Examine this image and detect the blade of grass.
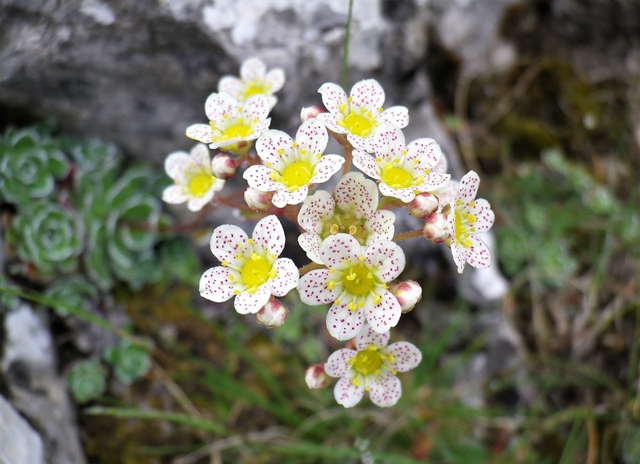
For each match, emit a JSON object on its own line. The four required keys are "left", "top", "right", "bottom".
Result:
{"left": 341, "top": 0, "right": 354, "bottom": 88}
{"left": 558, "top": 417, "right": 586, "bottom": 464}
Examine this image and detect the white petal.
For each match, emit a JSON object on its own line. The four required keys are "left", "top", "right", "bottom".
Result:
{"left": 386, "top": 342, "right": 422, "bottom": 372}
{"left": 319, "top": 234, "right": 361, "bottom": 270}
{"left": 272, "top": 185, "right": 308, "bottom": 208}
{"left": 189, "top": 143, "right": 211, "bottom": 168}
{"left": 164, "top": 151, "right": 193, "bottom": 182}
{"left": 327, "top": 301, "right": 365, "bottom": 341}
{"left": 346, "top": 133, "right": 370, "bottom": 152}
{"left": 242, "top": 94, "right": 270, "bottom": 122}
{"left": 434, "top": 181, "right": 459, "bottom": 209}
{"left": 265, "top": 68, "right": 285, "bottom": 92}
{"left": 269, "top": 258, "right": 299, "bottom": 297}
{"left": 405, "top": 138, "right": 440, "bottom": 169}
{"left": 449, "top": 235, "right": 467, "bottom": 274}
{"left": 334, "top": 171, "right": 378, "bottom": 217}
{"left": 199, "top": 267, "right": 236, "bottom": 302}
{"left": 298, "top": 269, "right": 341, "bottom": 305}
{"left": 378, "top": 106, "right": 409, "bottom": 128}
{"left": 296, "top": 119, "right": 328, "bottom": 158}
{"left": 186, "top": 124, "right": 214, "bottom": 144}
{"left": 467, "top": 198, "right": 494, "bottom": 232}
{"left": 355, "top": 324, "right": 390, "bottom": 350}
{"left": 234, "top": 285, "right": 271, "bottom": 314}
{"left": 378, "top": 182, "right": 416, "bottom": 203}
{"left": 365, "top": 210, "right": 395, "bottom": 243}
{"left": 464, "top": 235, "right": 492, "bottom": 270}
{"left": 298, "top": 233, "right": 323, "bottom": 264}
{"left": 364, "top": 290, "right": 401, "bottom": 334}
{"left": 298, "top": 190, "right": 335, "bottom": 234}
{"left": 318, "top": 82, "right": 348, "bottom": 116}
{"left": 368, "top": 371, "right": 402, "bottom": 407}
{"left": 310, "top": 155, "right": 344, "bottom": 184}
{"left": 210, "top": 224, "right": 250, "bottom": 267}
{"left": 433, "top": 150, "right": 448, "bottom": 172}
{"left": 205, "top": 92, "right": 237, "bottom": 126}
{"left": 243, "top": 165, "right": 280, "bottom": 192}
{"left": 418, "top": 172, "right": 450, "bottom": 192}
{"left": 240, "top": 57, "right": 266, "bottom": 82}
{"left": 252, "top": 215, "right": 285, "bottom": 258}
{"left": 364, "top": 240, "right": 405, "bottom": 282}
{"left": 371, "top": 125, "right": 406, "bottom": 159}
{"left": 162, "top": 184, "right": 188, "bottom": 205}
{"left": 187, "top": 193, "right": 213, "bottom": 212}
{"left": 316, "top": 113, "right": 347, "bottom": 134}
{"left": 458, "top": 170, "right": 480, "bottom": 203}
{"left": 218, "top": 76, "right": 243, "bottom": 98}
{"left": 334, "top": 375, "right": 364, "bottom": 408}
{"left": 325, "top": 349, "right": 356, "bottom": 377}
{"left": 256, "top": 129, "right": 296, "bottom": 169}
{"left": 352, "top": 151, "right": 380, "bottom": 179}
{"left": 349, "top": 79, "right": 385, "bottom": 114}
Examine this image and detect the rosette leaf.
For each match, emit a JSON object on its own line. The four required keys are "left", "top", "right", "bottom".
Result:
{"left": 44, "top": 275, "right": 99, "bottom": 317}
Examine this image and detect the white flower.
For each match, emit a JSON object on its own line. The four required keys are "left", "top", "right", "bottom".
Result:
{"left": 218, "top": 57, "right": 285, "bottom": 109}
{"left": 243, "top": 119, "right": 344, "bottom": 208}
{"left": 317, "top": 79, "right": 408, "bottom": 151}
{"left": 186, "top": 92, "right": 271, "bottom": 154}
{"left": 447, "top": 171, "right": 495, "bottom": 273}
{"left": 353, "top": 125, "right": 450, "bottom": 203}
{"left": 162, "top": 143, "right": 225, "bottom": 211}
{"left": 297, "top": 172, "right": 395, "bottom": 264}
{"left": 324, "top": 324, "right": 422, "bottom": 408}
{"left": 298, "top": 234, "right": 405, "bottom": 341}
{"left": 200, "top": 215, "right": 299, "bottom": 314}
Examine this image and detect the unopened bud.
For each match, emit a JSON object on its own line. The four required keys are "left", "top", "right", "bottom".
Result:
{"left": 408, "top": 192, "right": 439, "bottom": 219}
{"left": 423, "top": 212, "right": 450, "bottom": 244}
{"left": 305, "top": 363, "right": 331, "bottom": 389}
{"left": 256, "top": 299, "right": 288, "bottom": 328}
{"left": 211, "top": 153, "right": 236, "bottom": 180}
{"left": 300, "top": 105, "right": 324, "bottom": 122}
{"left": 390, "top": 280, "right": 422, "bottom": 313}
{"left": 244, "top": 187, "right": 273, "bottom": 211}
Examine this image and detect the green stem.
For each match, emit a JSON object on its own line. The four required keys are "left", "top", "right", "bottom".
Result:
{"left": 341, "top": 0, "right": 355, "bottom": 89}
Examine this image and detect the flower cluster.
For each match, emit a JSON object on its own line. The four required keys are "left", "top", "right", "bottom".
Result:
{"left": 162, "top": 57, "right": 496, "bottom": 408}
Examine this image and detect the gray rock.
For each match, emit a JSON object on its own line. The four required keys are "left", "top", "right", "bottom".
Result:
{"left": 0, "top": 395, "right": 45, "bottom": 464}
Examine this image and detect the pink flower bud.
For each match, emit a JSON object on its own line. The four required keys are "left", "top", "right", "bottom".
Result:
{"left": 256, "top": 299, "right": 288, "bottom": 328}
{"left": 423, "top": 212, "right": 450, "bottom": 244}
{"left": 407, "top": 192, "right": 439, "bottom": 219}
{"left": 390, "top": 280, "right": 422, "bottom": 313}
{"left": 300, "top": 105, "right": 324, "bottom": 122}
{"left": 244, "top": 187, "right": 273, "bottom": 210}
{"left": 210, "top": 153, "right": 236, "bottom": 180}
{"left": 305, "top": 363, "right": 331, "bottom": 389}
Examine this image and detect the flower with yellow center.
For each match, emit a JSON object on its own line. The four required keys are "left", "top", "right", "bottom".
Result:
{"left": 298, "top": 172, "right": 395, "bottom": 264}
{"left": 243, "top": 119, "right": 344, "bottom": 208}
{"left": 162, "top": 143, "right": 225, "bottom": 212}
{"left": 200, "top": 215, "right": 299, "bottom": 314}
{"left": 323, "top": 324, "right": 422, "bottom": 408}
{"left": 446, "top": 171, "right": 495, "bottom": 273}
{"left": 353, "top": 126, "right": 451, "bottom": 203}
{"left": 298, "top": 234, "right": 405, "bottom": 341}
{"left": 317, "top": 79, "right": 409, "bottom": 151}
{"left": 186, "top": 92, "right": 271, "bottom": 155}
{"left": 218, "top": 57, "right": 285, "bottom": 110}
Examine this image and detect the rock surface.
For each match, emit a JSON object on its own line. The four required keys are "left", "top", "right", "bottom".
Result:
{"left": 0, "top": 394, "right": 45, "bottom": 464}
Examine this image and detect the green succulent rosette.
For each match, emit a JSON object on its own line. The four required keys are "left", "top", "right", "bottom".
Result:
{"left": 0, "top": 127, "right": 69, "bottom": 205}
{"left": 44, "top": 275, "right": 99, "bottom": 317}
{"left": 9, "top": 202, "right": 83, "bottom": 276}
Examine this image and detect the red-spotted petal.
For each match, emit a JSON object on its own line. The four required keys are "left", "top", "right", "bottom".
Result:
{"left": 186, "top": 124, "right": 214, "bottom": 144}
{"left": 325, "top": 348, "right": 356, "bottom": 377}
{"left": 269, "top": 258, "right": 299, "bottom": 297}
{"left": 234, "top": 285, "right": 271, "bottom": 314}
{"left": 265, "top": 68, "right": 285, "bottom": 92}
{"left": 242, "top": 94, "right": 270, "bottom": 122}
{"left": 467, "top": 198, "right": 494, "bottom": 232}
{"left": 405, "top": 138, "right": 440, "bottom": 169}
{"left": 298, "top": 190, "right": 335, "bottom": 234}
{"left": 346, "top": 133, "right": 370, "bottom": 152}
{"left": 240, "top": 57, "right": 266, "bottom": 81}
{"left": 368, "top": 371, "right": 402, "bottom": 407}
{"left": 164, "top": 151, "right": 193, "bottom": 182}
{"left": 355, "top": 324, "right": 390, "bottom": 350}
{"left": 370, "top": 124, "right": 405, "bottom": 160}
{"left": 162, "top": 185, "right": 188, "bottom": 205}
{"left": 310, "top": 155, "right": 344, "bottom": 184}
{"left": 205, "top": 92, "right": 237, "bottom": 125}
{"left": 298, "top": 233, "right": 323, "bottom": 264}
{"left": 364, "top": 290, "right": 401, "bottom": 334}
{"left": 334, "top": 172, "right": 378, "bottom": 217}
{"left": 386, "top": 342, "right": 422, "bottom": 372}
{"left": 218, "top": 76, "right": 243, "bottom": 97}
{"left": 379, "top": 106, "right": 409, "bottom": 128}
{"left": 189, "top": 143, "right": 211, "bottom": 167}
{"left": 319, "top": 234, "right": 361, "bottom": 269}
{"left": 316, "top": 113, "right": 346, "bottom": 134}
{"left": 298, "top": 269, "right": 340, "bottom": 305}
{"left": 243, "top": 165, "right": 280, "bottom": 192}
{"left": 464, "top": 234, "right": 492, "bottom": 270}
{"left": 210, "top": 224, "right": 250, "bottom": 267}
{"left": 366, "top": 210, "right": 395, "bottom": 242}
{"left": 459, "top": 170, "right": 480, "bottom": 203}
{"left": 296, "top": 118, "right": 328, "bottom": 157}
{"left": 251, "top": 215, "right": 285, "bottom": 258}
{"left": 318, "top": 82, "right": 348, "bottom": 115}
{"left": 327, "top": 300, "right": 365, "bottom": 341}
{"left": 378, "top": 182, "right": 416, "bottom": 203}
{"left": 334, "top": 375, "right": 365, "bottom": 408}
{"left": 349, "top": 79, "right": 385, "bottom": 114}
{"left": 364, "top": 240, "right": 405, "bottom": 282}
{"left": 256, "top": 130, "right": 296, "bottom": 168}
{"left": 418, "top": 172, "right": 451, "bottom": 192}
{"left": 199, "top": 266, "right": 236, "bottom": 302}
{"left": 272, "top": 184, "right": 308, "bottom": 207}
{"left": 352, "top": 151, "right": 380, "bottom": 179}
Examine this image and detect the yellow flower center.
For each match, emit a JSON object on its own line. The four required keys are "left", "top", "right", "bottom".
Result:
{"left": 454, "top": 203, "right": 476, "bottom": 248}
{"left": 380, "top": 164, "right": 413, "bottom": 189}
{"left": 351, "top": 346, "right": 385, "bottom": 376}
{"left": 339, "top": 113, "right": 375, "bottom": 137}
{"left": 187, "top": 173, "right": 215, "bottom": 197}
{"left": 240, "top": 254, "right": 272, "bottom": 288}
{"left": 219, "top": 123, "right": 252, "bottom": 141}
{"left": 342, "top": 263, "right": 375, "bottom": 296}
{"left": 280, "top": 161, "right": 313, "bottom": 191}
{"left": 242, "top": 80, "right": 270, "bottom": 99}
